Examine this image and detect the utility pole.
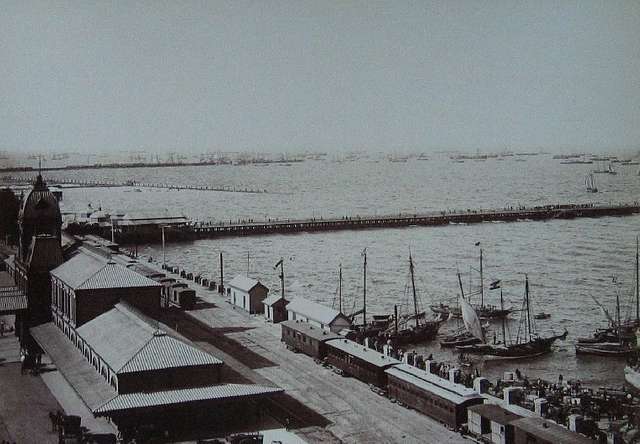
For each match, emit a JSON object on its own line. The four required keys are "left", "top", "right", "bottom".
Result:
{"left": 219, "top": 252, "right": 224, "bottom": 294}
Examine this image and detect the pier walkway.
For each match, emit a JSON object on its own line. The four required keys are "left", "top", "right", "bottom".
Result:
{"left": 1, "top": 175, "right": 269, "bottom": 194}
{"left": 191, "top": 202, "right": 640, "bottom": 239}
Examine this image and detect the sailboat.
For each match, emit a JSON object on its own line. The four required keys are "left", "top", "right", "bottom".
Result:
{"left": 579, "top": 240, "right": 640, "bottom": 347}
{"left": 430, "top": 247, "right": 512, "bottom": 320}
{"left": 383, "top": 253, "right": 442, "bottom": 345}
{"left": 576, "top": 290, "right": 634, "bottom": 356}
{"left": 347, "top": 251, "right": 397, "bottom": 341}
{"left": 607, "top": 162, "right": 618, "bottom": 175}
{"left": 456, "top": 274, "right": 568, "bottom": 360}
{"left": 440, "top": 270, "right": 485, "bottom": 347}
{"left": 585, "top": 173, "right": 598, "bottom": 193}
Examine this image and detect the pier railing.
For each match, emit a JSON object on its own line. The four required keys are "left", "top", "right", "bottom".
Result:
{"left": 188, "top": 202, "right": 640, "bottom": 239}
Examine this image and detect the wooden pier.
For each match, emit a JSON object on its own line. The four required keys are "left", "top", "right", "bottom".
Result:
{"left": 1, "top": 176, "right": 269, "bottom": 194}
{"left": 190, "top": 202, "right": 640, "bottom": 240}
{"left": 65, "top": 202, "right": 640, "bottom": 244}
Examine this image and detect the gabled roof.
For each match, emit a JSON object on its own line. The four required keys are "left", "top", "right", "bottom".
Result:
{"left": 286, "top": 298, "right": 347, "bottom": 326}
{"left": 94, "top": 384, "right": 283, "bottom": 414}
{"left": 228, "top": 275, "right": 267, "bottom": 293}
{"left": 263, "top": 294, "right": 287, "bottom": 306}
{"left": 77, "top": 303, "right": 222, "bottom": 374}
{"left": 51, "top": 249, "right": 160, "bottom": 290}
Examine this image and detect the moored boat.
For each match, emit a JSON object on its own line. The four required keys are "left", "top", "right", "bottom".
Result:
{"left": 456, "top": 274, "right": 568, "bottom": 360}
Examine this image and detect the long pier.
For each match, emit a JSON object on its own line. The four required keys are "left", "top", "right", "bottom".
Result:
{"left": 1, "top": 176, "right": 269, "bottom": 194}
{"left": 190, "top": 202, "right": 640, "bottom": 239}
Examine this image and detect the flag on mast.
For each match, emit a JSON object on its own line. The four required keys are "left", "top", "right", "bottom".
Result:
{"left": 274, "top": 258, "right": 283, "bottom": 269}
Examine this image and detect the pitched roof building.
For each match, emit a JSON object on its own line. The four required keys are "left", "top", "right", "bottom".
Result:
{"left": 286, "top": 297, "right": 351, "bottom": 332}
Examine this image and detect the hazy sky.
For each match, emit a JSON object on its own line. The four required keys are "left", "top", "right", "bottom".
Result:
{"left": 2, "top": 1, "right": 639, "bottom": 154}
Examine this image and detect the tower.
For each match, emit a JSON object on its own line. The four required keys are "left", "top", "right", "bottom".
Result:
{"left": 17, "top": 174, "right": 62, "bottom": 262}
{"left": 13, "top": 174, "right": 63, "bottom": 347}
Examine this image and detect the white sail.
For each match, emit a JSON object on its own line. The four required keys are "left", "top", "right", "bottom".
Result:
{"left": 460, "top": 296, "right": 485, "bottom": 342}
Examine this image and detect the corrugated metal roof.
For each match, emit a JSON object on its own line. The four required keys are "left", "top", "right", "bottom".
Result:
{"left": 386, "top": 363, "right": 481, "bottom": 404}
{"left": 0, "top": 294, "right": 27, "bottom": 311}
{"left": 78, "top": 262, "right": 160, "bottom": 290}
{"left": 326, "top": 338, "right": 401, "bottom": 369}
{"left": 286, "top": 298, "right": 344, "bottom": 325}
{"left": 30, "top": 322, "right": 118, "bottom": 410}
{"left": 94, "top": 384, "right": 283, "bottom": 414}
{"left": 51, "top": 249, "right": 160, "bottom": 290}
{"left": 228, "top": 275, "right": 265, "bottom": 292}
{"left": 77, "top": 303, "right": 222, "bottom": 374}
{"left": 119, "top": 331, "right": 222, "bottom": 374}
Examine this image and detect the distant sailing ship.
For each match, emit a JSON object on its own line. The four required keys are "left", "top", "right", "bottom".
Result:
{"left": 585, "top": 173, "right": 598, "bottom": 193}
{"left": 456, "top": 274, "right": 568, "bottom": 360}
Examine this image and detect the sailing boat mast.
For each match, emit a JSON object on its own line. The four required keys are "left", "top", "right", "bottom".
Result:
{"left": 616, "top": 287, "right": 622, "bottom": 345}
{"left": 362, "top": 249, "right": 367, "bottom": 328}
{"left": 636, "top": 236, "right": 640, "bottom": 326}
{"left": 480, "top": 248, "right": 484, "bottom": 308}
{"left": 457, "top": 270, "right": 465, "bottom": 300}
{"left": 339, "top": 263, "right": 343, "bottom": 313}
{"left": 501, "top": 288, "right": 507, "bottom": 345}
{"left": 409, "top": 253, "right": 419, "bottom": 329}
{"left": 525, "top": 274, "right": 532, "bottom": 341}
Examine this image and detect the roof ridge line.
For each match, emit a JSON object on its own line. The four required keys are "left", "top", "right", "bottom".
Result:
{"left": 76, "top": 261, "right": 108, "bottom": 290}
{"left": 116, "top": 334, "right": 155, "bottom": 373}
{"left": 92, "top": 392, "right": 119, "bottom": 414}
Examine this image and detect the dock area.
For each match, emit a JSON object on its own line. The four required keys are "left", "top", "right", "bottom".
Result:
{"left": 190, "top": 202, "right": 640, "bottom": 239}
{"left": 0, "top": 175, "right": 270, "bottom": 194}
{"left": 153, "top": 266, "right": 468, "bottom": 443}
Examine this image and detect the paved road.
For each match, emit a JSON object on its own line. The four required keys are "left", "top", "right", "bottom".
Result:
{"left": 0, "top": 335, "right": 61, "bottom": 444}
{"left": 160, "top": 268, "right": 468, "bottom": 444}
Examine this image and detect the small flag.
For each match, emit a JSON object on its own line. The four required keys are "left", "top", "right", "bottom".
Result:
{"left": 274, "top": 258, "right": 283, "bottom": 269}
{"left": 489, "top": 280, "right": 501, "bottom": 290}
{"left": 474, "top": 241, "right": 481, "bottom": 246}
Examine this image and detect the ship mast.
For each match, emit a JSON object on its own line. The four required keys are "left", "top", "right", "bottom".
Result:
{"left": 362, "top": 248, "right": 367, "bottom": 328}
{"left": 636, "top": 236, "right": 640, "bottom": 326}
{"left": 339, "top": 263, "right": 343, "bottom": 313}
{"left": 480, "top": 248, "right": 484, "bottom": 308}
{"left": 525, "top": 274, "right": 532, "bottom": 341}
{"left": 409, "top": 253, "right": 419, "bottom": 329}
{"left": 501, "top": 288, "right": 507, "bottom": 345}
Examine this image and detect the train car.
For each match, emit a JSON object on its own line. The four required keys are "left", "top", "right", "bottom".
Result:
{"left": 168, "top": 282, "right": 188, "bottom": 307}
{"left": 385, "top": 363, "right": 484, "bottom": 429}
{"left": 158, "top": 277, "right": 177, "bottom": 308}
{"left": 280, "top": 320, "right": 340, "bottom": 359}
{"left": 175, "top": 287, "right": 196, "bottom": 310}
{"left": 324, "top": 338, "right": 401, "bottom": 387}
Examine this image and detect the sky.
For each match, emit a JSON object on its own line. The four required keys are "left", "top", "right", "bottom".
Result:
{"left": 1, "top": 0, "right": 639, "bottom": 154}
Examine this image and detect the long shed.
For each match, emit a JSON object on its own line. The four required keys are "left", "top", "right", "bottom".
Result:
{"left": 324, "top": 338, "right": 400, "bottom": 387}
{"left": 386, "top": 363, "right": 484, "bottom": 430}
{"left": 280, "top": 320, "right": 340, "bottom": 358}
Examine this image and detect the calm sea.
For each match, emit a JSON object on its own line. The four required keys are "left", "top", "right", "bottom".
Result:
{"left": 10, "top": 155, "right": 640, "bottom": 386}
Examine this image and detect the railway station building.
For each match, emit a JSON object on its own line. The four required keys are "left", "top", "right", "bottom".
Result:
{"left": 4, "top": 174, "right": 285, "bottom": 439}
